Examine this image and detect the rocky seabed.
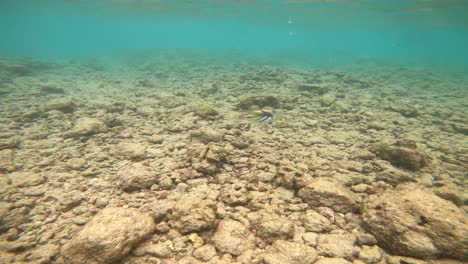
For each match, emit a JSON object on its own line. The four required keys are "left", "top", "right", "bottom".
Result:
{"left": 0, "top": 58, "right": 466, "bottom": 264}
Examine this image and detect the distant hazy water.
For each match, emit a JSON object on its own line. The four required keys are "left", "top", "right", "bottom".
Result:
{"left": 1, "top": 0, "right": 468, "bottom": 72}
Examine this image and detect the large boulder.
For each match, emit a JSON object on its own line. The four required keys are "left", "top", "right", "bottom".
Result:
{"left": 263, "top": 240, "right": 317, "bottom": 264}
{"left": 371, "top": 139, "right": 431, "bottom": 171}
{"left": 60, "top": 208, "right": 155, "bottom": 264}
{"left": 171, "top": 194, "right": 216, "bottom": 234}
{"left": 298, "top": 177, "right": 360, "bottom": 213}
{"left": 362, "top": 184, "right": 467, "bottom": 260}
{"left": 212, "top": 219, "right": 256, "bottom": 256}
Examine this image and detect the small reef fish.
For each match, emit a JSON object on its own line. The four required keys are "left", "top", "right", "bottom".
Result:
{"left": 255, "top": 109, "right": 276, "bottom": 123}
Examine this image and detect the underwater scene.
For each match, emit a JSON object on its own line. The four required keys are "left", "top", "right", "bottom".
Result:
{"left": 0, "top": 0, "right": 467, "bottom": 263}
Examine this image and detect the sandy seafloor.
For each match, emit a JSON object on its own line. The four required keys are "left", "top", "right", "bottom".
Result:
{"left": 0, "top": 53, "right": 467, "bottom": 264}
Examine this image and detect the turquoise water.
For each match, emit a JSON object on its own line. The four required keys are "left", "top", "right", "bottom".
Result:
{"left": 1, "top": 0, "right": 468, "bottom": 71}
{"left": 1, "top": 1, "right": 468, "bottom": 263}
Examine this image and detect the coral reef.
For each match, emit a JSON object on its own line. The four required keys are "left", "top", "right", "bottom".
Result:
{"left": 0, "top": 56, "right": 466, "bottom": 264}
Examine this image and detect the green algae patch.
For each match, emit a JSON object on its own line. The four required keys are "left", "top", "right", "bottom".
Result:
{"left": 194, "top": 101, "right": 219, "bottom": 118}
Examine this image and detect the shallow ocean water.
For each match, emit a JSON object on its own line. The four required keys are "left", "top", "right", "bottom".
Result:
{"left": 2, "top": 0, "right": 468, "bottom": 69}
{"left": 0, "top": 1, "right": 467, "bottom": 264}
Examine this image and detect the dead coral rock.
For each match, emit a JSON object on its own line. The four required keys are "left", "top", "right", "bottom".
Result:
{"left": 39, "top": 85, "right": 65, "bottom": 94}
{"left": 367, "top": 121, "right": 387, "bottom": 131}
{"left": 433, "top": 184, "right": 465, "bottom": 206}
{"left": 212, "top": 219, "right": 256, "bottom": 256}
{"left": 371, "top": 139, "right": 431, "bottom": 171}
{"left": 187, "top": 143, "right": 209, "bottom": 162}
{"left": 43, "top": 98, "right": 75, "bottom": 113}
{"left": 219, "top": 181, "right": 251, "bottom": 206}
{"left": 190, "top": 128, "right": 223, "bottom": 144}
{"left": 358, "top": 245, "right": 382, "bottom": 264}
{"left": 118, "top": 162, "right": 157, "bottom": 192}
{"left": 113, "top": 142, "right": 147, "bottom": 160}
{"left": 145, "top": 242, "right": 173, "bottom": 258}
{"left": 204, "top": 144, "right": 227, "bottom": 164}
{"left": 188, "top": 142, "right": 227, "bottom": 174}
{"left": 193, "top": 101, "right": 219, "bottom": 118}
{"left": 8, "top": 171, "right": 46, "bottom": 188}
{"left": 59, "top": 190, "right": 84, "bottom": 212}
{"left": 276, "top": 163, "right": 313, "bottom": 190}
{"left": 140, "top": 199, "right": 174, "bottom": 222}
{"left": 386, "top": 102, "right": 419, "bottom": 117}
{"left": 314, "top": 258, "right": 351, "bottom": 264}
{"left": 319, "top": 93, "right": 337, "bottom": 107}
{"left": 0, "top": 136, "right": 20, "bottom": 150}
{"left": 316, "top": 233, "right": 356, "bottom": 260}
{"left": 264, "top": 240, "right": 318, "bottom": 264}
{"left": 193, "top": 244, "right": 217, "bottom": 262}
{"left": 373, "top": 161, "right": 417, "bottom": 185}
{"left": 385, "top": 256, "right": 428, "bottom": 264}
{"left": 60, "top": 208, "right": 155, "bottom": 264}
{"left": 0, "top": 202, "right": 28, "bottom": 232}
{"left": 362, "top": 184, "right": 467, "bottom": 260}
{"left": 66, "top": 157, "right": 87, "bottom": 170}
{"left": 0, "top": 239, "right": 35, "bottom": 253}
{"left": 298, "top": 83, "right": 329, "bottom": 94}
{"left": 449, "top": 121, "right": 468, "bottom": 135}
{"left": 298, "top": 177, "right": 360, "bottom": 213}
{"left": 0, "top": 149, "right": 15, "bottom": 172}
{"left": 192, "top": 160, "right": 218, "bottom": 175}
{"left": 237, "top": 95, "right": 281, "bottom": 110}
{"left": 228, "top": 134, "right": 252, "bottom": 149}
{"left": 178, "top": 256, "right": 204, "bottom": 264}
{"left": 26, "top": 243, "right": 60, "bottom": 263}
{"left": 247, "top": 209, "right": 294, "bottom": 243}
{"left": 331, "top": 172, "right": 370, "bottom": 187}
{"left": 301, "top": 210, "right": 332, "bottom": 233}
{"left": 172, "top": 194, "right": 216, "bottom": 234}
{"left": 240, "top": 68, "right": 289, "bottom": 83}
{"left": 66, "top": 117, "right": 108, "bottom": 138}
